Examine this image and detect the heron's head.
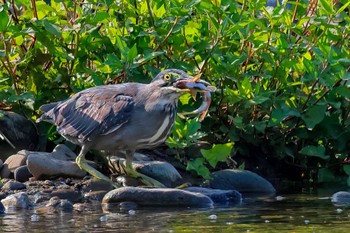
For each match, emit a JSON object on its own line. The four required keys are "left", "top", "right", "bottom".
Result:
{"left": 151, "top": 69, "right": 214, "bottom": 97}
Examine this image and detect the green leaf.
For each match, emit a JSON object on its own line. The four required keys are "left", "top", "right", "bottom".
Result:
{"left": 343, "top": 165, "right": 350, "bottom": 176}
{"left": 299, "top": 145, "right": 329, "bottom": 160}
{"left": 186, "top": 158, "right": 211, "bottom": 180}
{"left": 318, "top": 168, "right": 336, "bottom": 183}
{"left": 301, "top": 104, "right": 327, "bottom": 129}
{"left": 201, "top": 142, "right": 234, "bottom": 168}
{"left": 43, "top": 20, "right": 62, "bottom": 38}
{"left": 0, "top": 7, "right": 9, "bottom": 32}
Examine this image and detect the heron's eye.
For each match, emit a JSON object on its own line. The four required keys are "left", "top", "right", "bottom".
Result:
{"left": 164, "top": 74, "right": 171, "bottom": 81}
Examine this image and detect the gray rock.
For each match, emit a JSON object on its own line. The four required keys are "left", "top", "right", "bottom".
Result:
{"left": 84, "top": 190, "right": 109, "bottom": 201}
{"left": 26, "top": 153, "right": 86, "bottom": 180}
{"left": 81, "top": 179, "right": 114, "bottom": 193}
{"left": 209, "top": 169, "right": 276, "bottom": 194}
{"left": 4, "top": 150, "right": 28, "bottom": 173}
{"left": 109, "top": 158, "right": 182, "bottom": 187}
{"left": 0, "top": 164, "right": 11, "bottom": 179}
{"left": 14, "top": 165, "right": 32, "bottom": 182}
{"left": 1, "top": 192, "right": 31, "bottom": 210}
{"left": 46, "top": 197, "right": 73, "bottom": 211}
{"left": 331, "top": 191, "right": 350, "bottom": 206}
{"left": 1, "top": 180, "right": 26, "bottom": 191}
{"left": 50, "top": 144, "right": 77, "bottom": 161}
{"left": 102, "top": 187, "right": 214, "bottom": 208}
{"left": 50, "top": 189, "right": 82, "bottom": 203}
{"left": 185, "top": 187, "right": 242, "bottom": 205}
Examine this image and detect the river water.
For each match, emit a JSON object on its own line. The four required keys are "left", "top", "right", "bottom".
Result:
{"left": 1, "top": 189, "right": 350, "bottom": 232}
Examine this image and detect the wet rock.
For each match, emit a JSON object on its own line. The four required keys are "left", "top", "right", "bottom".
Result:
{"left": 185, "top": 187, "right": 242, "bottom": 205}
{"left": 50, "top": 189, "right": 82, "bottom": 203}
{"left": 1, "top": 192, "right": 31, "bottom": 210}
{"left": 0, "top": 164, "right": 11, "bottom": 179}
{"left": 4, "top": 150, "right": 28, "bottom": 173}
{"left": 209, "top": 169, "right": 276, "bottom": 194}
{"left": 109, "top": 158, "right": 182, "bottom": 187}
{"left": 0, "top": 110, "right": 39, "bottom": 161}
{"left": 81, "top": 179, "right": 114, "bottom": 193}
{"left": 46, "top": 197, "right": 73, "bottom": 211}
{"left": 27, "top": 153, "right": 86, "bottom": 180}
{"left": 331, "top": 191, "right": 350, "bottom": 206}
{"left": 84, "top": 190, "right": 109, "bottom": 201}
{"left": 14, "top": 165, "right": 32, "bottom": 182}
{"left": 133, "top": 152, "right": 152, "bottom": 161}
{"left": 2, "top": 180, "right": 26, "bottom": 191}
{"left": 102, "top": 187, "right": 214, "bottom": 208}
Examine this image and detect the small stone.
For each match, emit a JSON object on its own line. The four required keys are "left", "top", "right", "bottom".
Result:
{"left": 84, "top": 190, "right": 109, "bottom": 202}
{"left": 50, "top": 189, "right": 82, "bottom": 203}
{"left": 100, "top": 215, "right": 107, "bottom": 222}
{"left": 2, "top": 180, "right": 26, "bottom": 191}
{"left": 128, "top": 209, "right": 136, "bottom": 215}
{"left": 4, "top": 150, "right": 29, "bottom": 173}
{"left": 31, "top": 214, "right": 39, "bottom": 222}
{"left": 1, "top": 192, "right": 31, "bottom": 210}
{"left": 331, "top": 191, "right": 350, "bottom": 206}
{"left": 208, "top": 214, "right": 217, "bottom": 220}
{"left": 81, "top": 179, "right": 114, "bottom": 193}
{"left": 102, "top": 187, "right": 213, "bottom": 208}
{"left": 14, "top": 165, "right": 32, "bottom": 182}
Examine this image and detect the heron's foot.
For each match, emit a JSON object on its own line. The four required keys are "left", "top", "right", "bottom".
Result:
{"left": 76, "top": 155, "right": 120, "bottom": 188}
{"left": 125, "top": 166, "right": 166, "bottom": 188}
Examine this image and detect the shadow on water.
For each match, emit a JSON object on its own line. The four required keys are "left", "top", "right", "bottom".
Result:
{"left": 1, "top": 192, "right": 350, "bottom": 232}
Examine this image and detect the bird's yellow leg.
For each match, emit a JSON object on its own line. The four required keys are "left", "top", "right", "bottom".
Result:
{"left": 76, "top": 147, "right": 120, "bottom": 188}
{"left": 124, "top": 158, "right": 166, "bottom": 188}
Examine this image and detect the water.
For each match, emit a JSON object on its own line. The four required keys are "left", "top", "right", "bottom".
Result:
{"left": 1, "top": 192, "right": 350, "bottom": 232}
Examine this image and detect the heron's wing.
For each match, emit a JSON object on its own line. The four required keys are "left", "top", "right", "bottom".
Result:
{"left": 45, "top": 85, "right": 136, "bottom": 143}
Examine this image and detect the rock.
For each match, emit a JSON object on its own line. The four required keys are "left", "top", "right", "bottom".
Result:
{"left": 4, "top": 150, "right": 28, "bottom": 173}
{"left": 27, "top": 153, "right": 86, "bottom": 180}
{"left": 0, "top": 164, "right": 11, "bottom": 179}
{"left": 209, "top": 169, "right": 276, "bottom": 194}
{"left": 50, "top": 144, "right": 77, "bottom": 161}
{"left": 109, "top": 158, "right": 182, "bottom": 187}
{"left": 0, "top": 159, "right": 3, "bottom": 170}
{"left": 133, "top": 152, "right": 152, "bottom": 161}
{"left": 331, "top": 191, "right": 350, "bottom": 206}
{"left": 1, "top": 180, "right": 26, "bottom": 191}
{"left": 185, "top": 187, "right": 242, "bottom": 205}
{"left": 0, "top": 110, "right": 39, "bottom": 161}
{"left": 81, "top": 179, "right": 114, "bottom": 193}
{"left": 46, "top": 197, "right": 73, "bottom": 211}
{"left": 14, "top": 165, "right": 32, "bottom": 182}
{"left": 84, "top": 190, "right": 109, "bottom": 201}
{"left": 1, "top": 192, "right": 31, "bottom": 210}
{"left": 50, "top": 189, "right": 82, "bottom": 203}
{"left": 102, "top": 187, "right": 213, "bottom": 208}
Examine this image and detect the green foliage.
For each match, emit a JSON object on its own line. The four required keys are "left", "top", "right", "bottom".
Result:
{"left": 1, "top": 0, "right": 350, "bottom": 184}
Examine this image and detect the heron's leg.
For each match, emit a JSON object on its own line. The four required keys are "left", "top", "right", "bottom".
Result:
{"left": 76, "top": 146, "right": 118, "bottom": 186}
{"left": 124, "top": 150, "right": 166, "bottom": 188}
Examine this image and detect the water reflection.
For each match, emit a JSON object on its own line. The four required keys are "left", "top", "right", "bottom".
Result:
{"left": 1, "top": 194, "right": 350, "bottom": 232}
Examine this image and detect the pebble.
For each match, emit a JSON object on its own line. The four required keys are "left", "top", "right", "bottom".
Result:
{"left": 1, "top": 192, "right": 31, "bottom": 210}
{"left": 100, "top": 215, "right": 107, "bottom": 222}
{"left": 2, "top": 180, "right": 26, "bottom": 191}
{"left": 208, "top": 214, "right": 217, "bottom": 220}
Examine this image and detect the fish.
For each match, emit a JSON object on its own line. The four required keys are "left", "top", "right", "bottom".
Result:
{"left": 174, "top": 76, "right": 216, "bottom": 121}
